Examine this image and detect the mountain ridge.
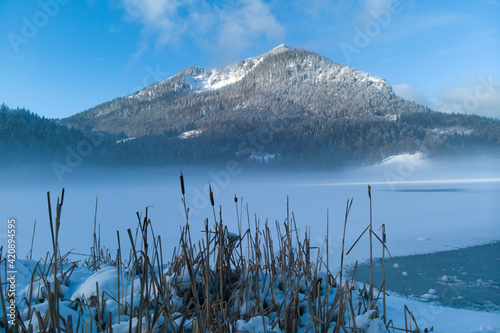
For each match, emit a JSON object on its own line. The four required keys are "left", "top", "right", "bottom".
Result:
{"left": 62, "top": 46, "right": 420, "bottom": 138}
{"left": 47, "top": 45, "right": 500, "bottom": 167}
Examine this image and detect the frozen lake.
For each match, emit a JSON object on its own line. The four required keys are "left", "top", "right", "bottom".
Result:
{"left": 1, "top": 155, "right": 499, "bottom": 270}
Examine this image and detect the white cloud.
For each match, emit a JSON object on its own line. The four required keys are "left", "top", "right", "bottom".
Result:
{"left": 365, "top": 0, "right": 392, "bottom": 12}
{"left": 395, "top": 76, "right": 500, "bottom": 119}
{"left": 431, "top": 76, "right": 500, "bottom": 119}
{"left": 121, "top": 0, "right": 196, "bottom": 44}
{"left": 293, "top": 0, "right": 348, "bottom": 20}
{"left": 400, "top": 13, "right": 466, "bottom": 35}
{"left": 356, "top": 0, "right": 407, "bottom": 26}
{"left": 215, "top": 0, "right": 284, "bottom": 59}
{"left": 120, "top": 0, "right": 284, "bottom": 60}
{"left": 393, "top": 83, "right": 428, "bottom": 105}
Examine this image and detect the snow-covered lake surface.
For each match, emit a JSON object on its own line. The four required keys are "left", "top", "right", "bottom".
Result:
{"left": 1, "top": 155, "right": 499, "bottom": 331}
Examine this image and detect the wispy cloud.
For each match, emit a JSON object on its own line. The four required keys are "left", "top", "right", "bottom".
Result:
{"left": 393, "top": 83, "right": 429, "bottom": 105}
{"left": 357, "top": 0, "right": 394, "bottom": 24}
{"left": 378, "top": 11, "right": 468, "bottom": 43}
{"left": 404, "top": 13, "right": 466, "bottom": 33}
{"left": 432, "top": 76, "right": 500, "bottom": 119}
{"left": 214, "top": 0, "right": 284, "bottom": 60}
{"left": 395, "top": 76, "right": 500, "bottom": 119}
{"left": 120, "top": 0, "right": 284, "bottom": 60}
{"left": 121, "top": 0, "right": 197, "bottom": 44}
{"left": 292, "top": 0, "right": 348, "bottom": 21}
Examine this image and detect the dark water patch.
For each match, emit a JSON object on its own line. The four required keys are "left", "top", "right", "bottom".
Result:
{"left": 387, "top": 188, "right": 467, "bottom": 193}
{"left": 353, "top": 242, "right": 500, "bottom": 312}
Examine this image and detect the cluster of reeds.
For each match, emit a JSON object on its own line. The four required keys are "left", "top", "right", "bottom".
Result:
{"left": 0, "top": 175, "right": 429, "bottom": 333}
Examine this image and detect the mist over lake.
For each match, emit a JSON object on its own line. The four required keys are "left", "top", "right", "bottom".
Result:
{"left": 2, "top": 155, "right": 499, "bottom": 269}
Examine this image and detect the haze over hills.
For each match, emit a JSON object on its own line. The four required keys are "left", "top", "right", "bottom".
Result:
{"left": 1, "top": 45, "right": 499, "bottom": 168}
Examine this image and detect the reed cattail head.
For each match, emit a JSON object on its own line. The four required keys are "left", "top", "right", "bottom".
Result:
{"left": 209, "top": 183, "right": 214, "bottom": 207}
{"left": 180, "top": 171, "right": 185, "bottom": 195}
{"left": 368, "top": 185, "right": 371, "bottom": 199}
{"left": 234, "top": 195, "right": 238, "bottom": 203}
{"left": 382, "top": 224, "right": 386, "bottom": 243}
{"left": 60, "top": 188, "right": 65, "bottom": 206}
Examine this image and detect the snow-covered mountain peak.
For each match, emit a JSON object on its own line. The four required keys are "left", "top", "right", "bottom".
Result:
{"left": 263, "top": 43, "right": 290, "bottom": 55}
{"left": 182, "top": 45, "right": 293, "bottom": 93}
{"left": 182, "top": 44, "right": 299, "bottom": 93}
{"left": 129, "top": 44, "right": 391, "bottom": 101}
{"left": 127, "top": 45, "right": 297, "bottom": 98}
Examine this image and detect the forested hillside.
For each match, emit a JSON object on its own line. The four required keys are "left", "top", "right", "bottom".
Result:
{"left": 0, "top": 104, "right": 112, "bottom": 166}
{"left": 1, "top": 103, "right": 499, "bottom": 168}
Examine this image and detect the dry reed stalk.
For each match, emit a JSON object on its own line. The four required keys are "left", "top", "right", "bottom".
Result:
{"left": 180, "top": 229, "right": 205, "bottom": 331}
{"left": 116, "top": 231, "right": 121, "bottom": 325}
{"left": 94, "top": 282, "right": 102, "bottom": 331}
{"left": 326, "top": 208, "right": 329, "bottom": 278}
{"left": 382, "top": 223, "right": 387, "bottom": 324}
{"left": 336, "top": 198, "right": 353, "bottom": 333}
{"left": 28, "top": 220, "right": 37, "bottom": 261}
{"left": 405, "top": 305, "right": 421, "bottom": 333}
{"left": 347, "top": 281, "right": 357, "bottom": 331}
{"left": 371, "top": 231, "right": 408, "bottom": 298}
{"left": 404, "top": 304, "right": 409, "bottom": 333}
{"left": 35, "top": 310, "right": 45, "bottom": 331}
{"left": 147, "top": 263, "right": 178, "bottom": 333}
{"left": 26, "top": 262, "right": 41, "bottom": 323}
{"left": 368, "top": 185, "right": 374, "bottom": 307}
{"left": 127, "top": 243, "right": 135, "bottom": 333}
{"left": 47, "top": 188, "right": 64, "bottom": 332}
{"left": 92, "top": 195, "right": 98, "bottom": 271}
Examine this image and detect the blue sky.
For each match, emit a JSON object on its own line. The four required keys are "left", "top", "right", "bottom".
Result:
{"left": 1, "top": 0, "right": 499, "bottom": 119}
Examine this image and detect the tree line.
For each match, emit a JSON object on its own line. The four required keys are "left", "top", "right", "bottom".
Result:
{"left": 1, "top": 103, "right": 499, "bottom": 169}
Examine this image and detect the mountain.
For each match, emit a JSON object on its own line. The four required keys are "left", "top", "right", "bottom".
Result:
{"left": 62, "top": 44, "right": 428, "bottom": 138}
{"left": 57, "top": 45, "right": 500, "bottom": 166}
{"left": 3, "top": 46, "right": 499, "bottom": 168}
